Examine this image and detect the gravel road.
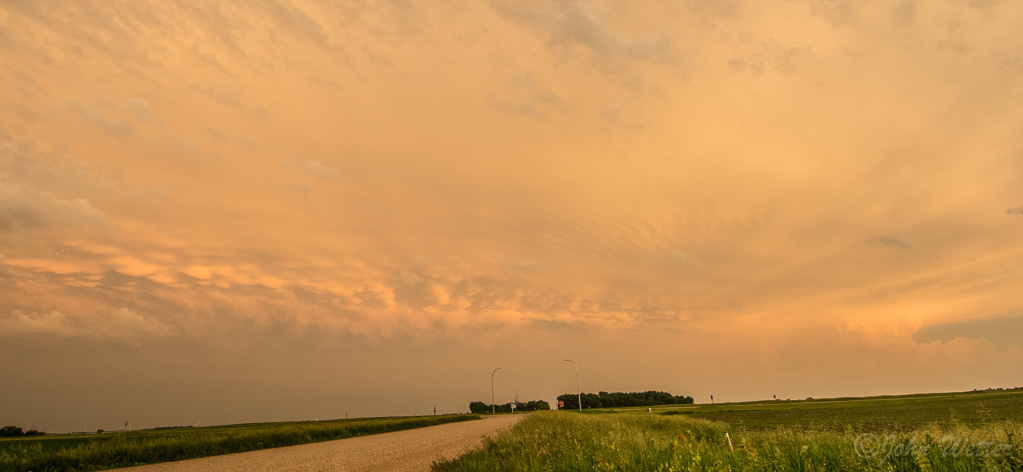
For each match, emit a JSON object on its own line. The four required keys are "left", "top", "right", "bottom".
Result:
{"left": 112, "top": 415, "right": 522, "bottom": 472}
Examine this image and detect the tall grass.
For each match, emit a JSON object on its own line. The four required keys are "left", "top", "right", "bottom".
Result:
{"left": 0, "top": 414, "right": 477, "bottom": 472}
{"left": 434, "top": 411, "right": 1023, "bottom": 471}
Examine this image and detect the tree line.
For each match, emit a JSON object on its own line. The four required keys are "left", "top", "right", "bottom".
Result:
{"left": 556, "top": 391, "right": 694, "bottom": 409}
{"left": 469, "top": 400, "right": 551, "bottom": 414}
{"left": 0, "top": 426, "right": 44, "bottom": 437}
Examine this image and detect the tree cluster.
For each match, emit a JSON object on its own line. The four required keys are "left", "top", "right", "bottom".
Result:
{"left": 0, "top": 425, "right": 44, "bottom": 437}
{"left": 469, "top": 400, "right": 551, "bottom": 414}
{"left": 556, "top": 391, "right": 694, "bottom": 409}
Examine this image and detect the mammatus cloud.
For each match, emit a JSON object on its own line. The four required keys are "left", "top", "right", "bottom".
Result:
{"left": 866, "top": 232, "right": 912, "bottom": 250}
{"left": 4, "top": 0, "right": 1023, "bottom": 434}
{"left": 302, "top": 160, "right": 338, "bottom": 179}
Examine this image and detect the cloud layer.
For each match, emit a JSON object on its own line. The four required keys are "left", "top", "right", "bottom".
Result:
{"left": 2, "top": 0, "right": 1023, "bottom": 432}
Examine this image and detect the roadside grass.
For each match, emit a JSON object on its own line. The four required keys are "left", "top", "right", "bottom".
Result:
{"left": 0, "top": 414, "right": 478, "bottom": 472}
{"left": 435, "top": 390, "right": 1023, "bottom": 471}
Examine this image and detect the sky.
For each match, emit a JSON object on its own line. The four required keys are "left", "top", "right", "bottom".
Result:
{"left": 2, "top": 0, "right": 1023, "bottom": 433}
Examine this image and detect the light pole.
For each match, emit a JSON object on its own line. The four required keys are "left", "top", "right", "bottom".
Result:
{"left": 491, "top": 367, "right": 502, "bottom": 415}
{"left": 564, "top": 359, "right": 580, "bottom": 411}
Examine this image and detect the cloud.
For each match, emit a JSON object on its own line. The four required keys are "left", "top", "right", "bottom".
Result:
{"left": 668, "top": 250, "right": 704, "bottom": 266}
{"left": 192, "top": 48, "right": 235, "bottom": 78}
{"left": 302, "top": 160, "right": 339, "bottom": 179}
{"left": 0, "top": 138, "right": 113, "bottom": 236}
{"left": 889, "top": 0, "right": 920, "bottom": 24}
{"left": 3, "top": 0, "right": 1023, "bottom": 436}
{"left": 0, "top": 307, "right": 172, "bottom": 340}
{"left": 803, "top": 0, "right": 858, "bottom": 26}
{"left": 490, "top": 73, "right": 565, "bottom": 119}
{"left": 488, "top": 97, "right": 548, "bottom": 119}
{"left": 235, "top": 133, "right": 259, "bottom": 150}
{"left": 727, "top": 40, "right": 811, "bottom": 76}
{"left": 66, "top": 102, "right": 133, "bottom": 137}
{"left": 14, "top": 101, "right": 37, "bottom": 121}
{"left": 206, "top": 127, "right": 226, "bottom": 140}
{"left": 866, "top": 232, "right": 913, "bottom": 250}
{"left": 165, "top": 132, "right": 198, "bottom": 151}
{"left": 127, "top": 98, "right": 152, "bottom": 121}
{"left": 681, "top": 0, "right": 744, "bottom": 23}
{"left": 258, "top": 0, "right": 332, "bottom": 49}
{"left": 1007, "top": 206, "right": 1023, "bottom": 216}
{"left": 601, "top": 102, "right": 645, "bottom": 130}
{"left": 0, "top": 185, "right": 109, "bottom": 231}
{"left": 952, "top": 0, "right": 1002, "bottom": 11}
{"left": 914, "top": 314, "right": 1023, "bottom": 350}
{"left": 191, "top": 84, "right": 241, "bottom": 106}
{"left": 0, "top": 310, "right": 78, "bottom": 337}
{"left": 500, "top": 257, "right": 540, "bottom": 274}
{"left": 488, "top": 0, "right": 677, "bottom": 73}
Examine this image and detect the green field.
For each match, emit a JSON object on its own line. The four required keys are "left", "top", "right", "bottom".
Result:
{"left": 0, "top": 414, "right": 478, "bottom": 472}
{"left": 435, "top": 390, "right": 1023, "bottom": 471}
{"left": 622, "top": 389, "right": 1023, "bottom": 432}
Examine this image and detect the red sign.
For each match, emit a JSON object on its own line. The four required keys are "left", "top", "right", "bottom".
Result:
{"left": 558, "top": 400, "right": 564, "bottom": 407}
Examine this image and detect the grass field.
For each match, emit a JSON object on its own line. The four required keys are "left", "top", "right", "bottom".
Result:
{"left": 629, "top": 389, "right": 1023, "bottom": 432}
{"left": 435, "top": 390, "right": 1023, "bottom": 471}
{"left": 0, "top": 414, "right": 477, "bottom": 472}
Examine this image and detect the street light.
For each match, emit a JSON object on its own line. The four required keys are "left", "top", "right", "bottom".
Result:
{"left": 564, "top": 359, "right": 580, "bottom": 411}
{"left": 491, "top": 367, "right": 502, "bottom": 415}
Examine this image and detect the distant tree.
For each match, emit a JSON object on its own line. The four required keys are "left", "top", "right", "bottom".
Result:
{"left": 0, "top": 426, "right": 23, "bottom": 437}
{"left": 557, "top": 391, "right": 694, "bottom": 409}
{"left": 469, "top": 399, "right": 550, "bottom": 414}
{"left": 23, "top": 429, "right": 44, "bottom": 436}
{"left": 522, "top": 400, "right": 550, "bottom": 411}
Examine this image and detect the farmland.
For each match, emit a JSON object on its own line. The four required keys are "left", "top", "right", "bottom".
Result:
{"left": 0, "top": 414, "right": 477, "bottom": 472}
{"left": 435, "top": 389, "right": 1023, "bottom": 471}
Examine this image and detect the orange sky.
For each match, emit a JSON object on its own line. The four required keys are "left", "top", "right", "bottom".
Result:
{"left": 2, "top": 0, "right": 1023, "bottom": 432}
